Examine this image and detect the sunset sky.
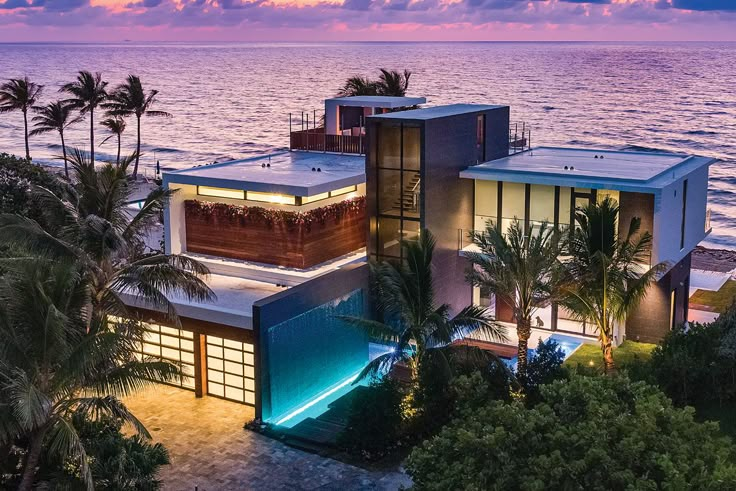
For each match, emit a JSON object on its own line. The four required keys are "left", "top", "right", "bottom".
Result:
{"left": 0, "top": 0, "right": 735, "bottom": 42}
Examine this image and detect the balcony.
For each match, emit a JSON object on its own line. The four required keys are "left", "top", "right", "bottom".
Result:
{"left": 290, "top": 127, "right": 365, "bottom": 155}
{"left": 509, "top": 122, "right": 531, "bottom": 155}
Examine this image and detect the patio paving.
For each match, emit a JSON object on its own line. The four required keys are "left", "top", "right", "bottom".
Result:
{"left": 123, "top": 385, "right": 411, "bottom": 491}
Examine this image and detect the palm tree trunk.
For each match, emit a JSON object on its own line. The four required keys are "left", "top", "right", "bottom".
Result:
{"left": 516, "top": 317, "right": 532, "bottom": 373}
{"left": 133, "top": 115, "right": 141, "bottom": 179}
{"left": 60, "top": 130, "right": 68, "bottom": 179}
{"left": 23, "top": 109, "right": 30, "bottom": 161}
{"left": 602, "top": 339, "right": 616, "bottom": 374}
{"left": 89, "top": 108, "right": 95, "bottom": 165}
{"left": 18, "top": 427, "right": 47, "bottom": 491}
{"left": 116, "top": 134, "right": 121, "bottom": 166}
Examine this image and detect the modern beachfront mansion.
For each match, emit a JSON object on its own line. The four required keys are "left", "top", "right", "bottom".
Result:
{"left": 122, "top": 95, "right": 714, "bottom": 425}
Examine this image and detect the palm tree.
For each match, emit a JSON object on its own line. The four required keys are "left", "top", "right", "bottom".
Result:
{"left": 376, "top": 69, "right": 411, "bottom": 97}
{"left": 29, "top": 101, "right": 81, "bottom": 178}
{"left": 338, "top": 76, "right": 378, "bottom": 97}
{"left": 341, "top": 230, "right": 507, "bottom": 385}
{"left": 0, "top": 259, "right": 181, "bottom": 491}
{"left": 100, "top": 116, "right": 126, "bottom": 166}
{"left": 0, "top": 77, "right": 43, "bottom": 160}
{"left": 0, "top": 149, "right": 214, "bottom": 322}
{"left": 558, "top": 197, "right": 666, "bottom": 373}
{"left": 60, "top": 71, "right": 108, "bottom": 165}
{"left": 465, "top": 220, "right": 560, "bottom": 373}
{"left": 104, "top": 75, "right": 171, "bottom": 180}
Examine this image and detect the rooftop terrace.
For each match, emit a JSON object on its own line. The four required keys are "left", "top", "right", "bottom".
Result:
{"left": 164, "top": 151, "right": 365, "bottom": 197}
{"left": 461, "top": 146, "right": 715, "bottom": 190}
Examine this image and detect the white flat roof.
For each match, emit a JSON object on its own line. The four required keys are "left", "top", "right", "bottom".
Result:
{"left": 370, "top": 103, "right": 506, "bottom": 121}
{"left": 121, "top": 274, "right": 282, "bottom": 329}
{"left": 326, "top": 95, "right": 426, "bottom": 108}
{"left": 461, "top": 147, "right": 715, "bottom": 191}
{"left": 164, "top": 151, "right": 365, "bottom": 196}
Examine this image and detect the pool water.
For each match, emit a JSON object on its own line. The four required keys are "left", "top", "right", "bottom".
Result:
{"left": 504, "top": 333, "right": 587, "bottom": 371}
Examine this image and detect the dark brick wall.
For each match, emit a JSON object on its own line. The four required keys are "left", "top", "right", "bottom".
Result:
{"left": 626, "top": 253, "right": 691, "bottom": 344}
{"left": 485, "top": 106, "right": 511, "bottom": 161}
{"left": 365, "top": 106, "right": 510, "bottom": 315}
{"left": 618, "top": 192, "right": 654, "bottom": 247}
{"left": 423, "top": 107, "right": 510, "bottom": 314}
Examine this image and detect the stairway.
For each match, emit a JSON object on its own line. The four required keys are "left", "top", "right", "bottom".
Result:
{"left": 391, "top": 175, "right": 420, "bottom": 213}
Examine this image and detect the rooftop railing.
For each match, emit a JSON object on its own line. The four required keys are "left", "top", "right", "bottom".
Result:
{"left": 706, "top": 208, "right": 713, "bottom": 234}
{"left": 290, "top": 127, "right": 365, "bottom": 155}
{"left": 288, "top": 116, "right": 531, "bottom": 157}
{"left": 509, "top": 122, "right": 531, "bottom": 155}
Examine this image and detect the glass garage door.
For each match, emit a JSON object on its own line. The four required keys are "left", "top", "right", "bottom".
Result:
{"left": 136, "top": 323, "right": 195, "bottom": 390}
{"left": 206, "top": 336, "right": 255, "bottom": 405}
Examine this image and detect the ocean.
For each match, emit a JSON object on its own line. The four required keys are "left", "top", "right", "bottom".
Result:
{"left": 0, "top": 42, "right": 734, "bottom": 248}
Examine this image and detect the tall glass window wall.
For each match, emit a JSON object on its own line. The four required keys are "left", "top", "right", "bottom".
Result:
{"left": 374, "top": 124, "right": 422, "bottom": 261}
{"left": 472, "top": 181, "right": 622, "bottom": 337}
{"left": 473, "top": 181, "right": 619, "bottom": 235}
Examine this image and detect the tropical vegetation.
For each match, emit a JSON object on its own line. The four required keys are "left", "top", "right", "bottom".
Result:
{"left": 0, "top": 77, "right": 43, "bottom": 160}
{"left": 465, "top": 219, "right": 559, "bottom": 373}
{"left": 643, "top": 304, "right": 736, "bottom": 409}
{"left": 338, "top": 378, "right": 405, "bottom": 459}
{"left": 407, "top": 374, "right": 736, "bottom": 490}
{"left": 61, "top": 71, "right": 109, "bottom": 165}
{"left": 0, "top": 150, "right": 213, "bottom": 489}
{"left": 557, "top": 197, "right": 665, "bottom": 372}
{"left": 339, "top": 68, "right": 413, "bottom": 97}
{"left": 1, "top": 72, "right": 168, "bottom": 179}
{"left": 30, "top": 100, "right": 80, "bottom": 178}
{"left": 340, "top": 230, "right": 506, "bottom": 387}
{"left": 0, "top": 150, "right": 213, "bottom": 320}
{"left": 39, "top": 414, "right": 170, "bottom": 490}
{"left": 0, "top": 260, "right": 179, "bottom": 490}
{"left": 0, "top": 153, "right": 63, "bottom": 219}
{"left": 100, "top": 116, "right": 127, "bottom": 166}
{"left": 103, "top": 75, "right": 171, "bottom": 179}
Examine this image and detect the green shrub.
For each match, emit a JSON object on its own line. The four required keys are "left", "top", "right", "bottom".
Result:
{"left": 0, "top": 153, "right": 63, "bottom": 217}
{"left": 519, "top": 338, "right": 565, "bottom": 402}
{"left": 338, "top": 378, "right": 404, "bottom": 459}
{"left": 407, "top": 374, "right": 736, "bottom": 490}
{"left": 648, "top": 305, "right": 736, "bottom": 406}
{"left": 40, "top": 414, "right": 170, "bottom": 490}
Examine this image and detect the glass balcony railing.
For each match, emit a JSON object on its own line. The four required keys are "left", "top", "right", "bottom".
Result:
{"left": 460, "top": 217, "right": 651, "bottom": 268}
{"left": 705, "top": 208, "right": 712, "bottom": 233}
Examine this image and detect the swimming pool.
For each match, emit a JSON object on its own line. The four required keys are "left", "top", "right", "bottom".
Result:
{"left": 504, "top": 333, "right": 587, "bottom": 371}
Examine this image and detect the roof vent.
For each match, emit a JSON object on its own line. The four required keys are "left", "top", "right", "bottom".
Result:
{"left": 267, "top": 163, "right": 271, "bottom": 168}
{"left": 564, "top": 166, "right": 569, "bottom": 170}
{"left": 600, "top": 155, "right": 604, "bottom": 159}
{"left": 311, "top": 167, "right": 316, "bottom": 171}
{"left": 261, "top": 163, "right": 265, "bottom": 168}
{"left": 594, "top": 155, "right": 599, "bottom": 159}
{"left": 570, "top": 166, "right": 575, "bottom": 170}
{"left": 317, "top": 168, "right": 322, "bottom": 172}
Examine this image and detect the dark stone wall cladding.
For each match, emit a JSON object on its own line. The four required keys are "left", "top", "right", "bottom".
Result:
{"left": 626, "top": 253, "right": 691, "bottom": 344}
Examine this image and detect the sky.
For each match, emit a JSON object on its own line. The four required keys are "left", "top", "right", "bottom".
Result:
{"left": 0, "top": 0, "right": 735, "bottom": 42}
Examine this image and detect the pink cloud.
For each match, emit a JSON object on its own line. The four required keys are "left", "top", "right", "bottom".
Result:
{"left": 0, "top": 0, "right": 734, "bottom": 41}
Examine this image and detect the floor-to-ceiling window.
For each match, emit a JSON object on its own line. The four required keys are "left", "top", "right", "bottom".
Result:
{"left": 374, "top": 123, "right": 422, "bottom": 262}
{"left": 471, "top": 180, "right": 599, "bottom": 337}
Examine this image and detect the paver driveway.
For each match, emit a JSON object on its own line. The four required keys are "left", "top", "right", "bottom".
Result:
{"left": 124, "top": 385, "right": 411, "bottom": 491}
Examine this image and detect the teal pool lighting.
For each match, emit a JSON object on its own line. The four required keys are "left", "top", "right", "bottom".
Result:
{"left": 273, "top": 370, "right": 361, "bottom": 427}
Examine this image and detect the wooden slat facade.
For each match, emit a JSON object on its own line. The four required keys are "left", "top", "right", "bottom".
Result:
{"left": 185, "top": 203, "right": 367, "bottom": 268}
